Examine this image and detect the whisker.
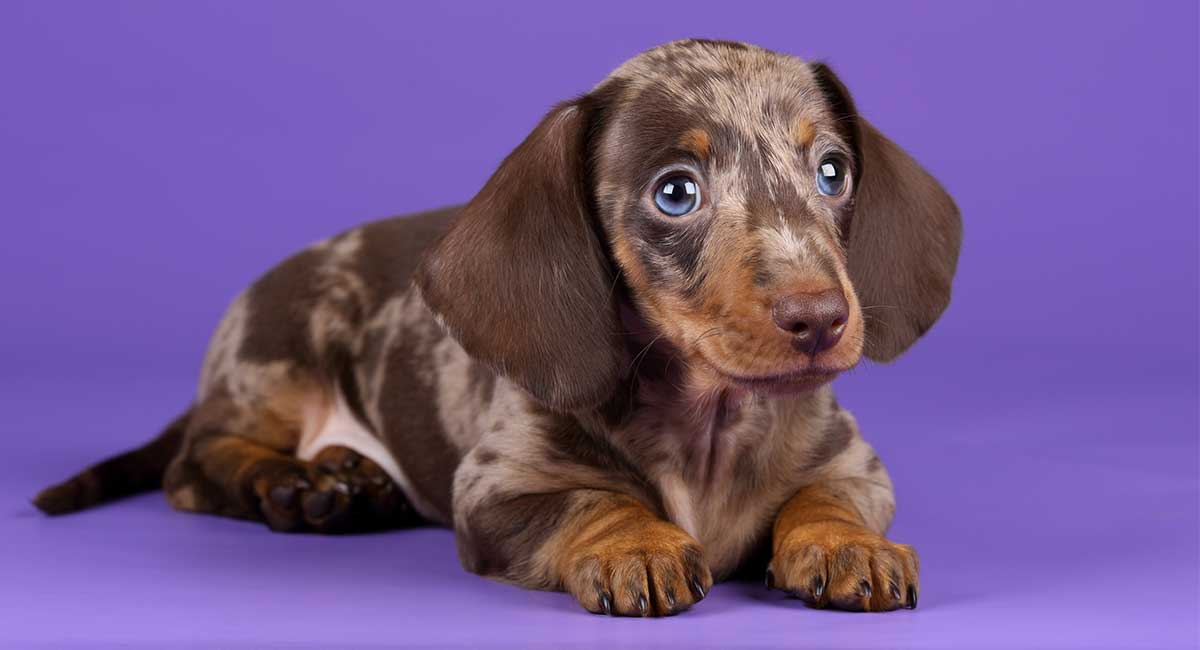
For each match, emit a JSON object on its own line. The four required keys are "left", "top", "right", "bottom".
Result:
{"left": 688, "top": 326, "right": 722, "bottom": 348}
{"left": 627, "top": 333, "right": 664, "bottom": 376}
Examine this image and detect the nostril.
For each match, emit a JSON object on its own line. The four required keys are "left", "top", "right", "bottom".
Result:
{"left": 793, "top": 322, "right": 810, "bottom": 337}
{"left": 830, "top": 317, "right": 845, "bottom": 333}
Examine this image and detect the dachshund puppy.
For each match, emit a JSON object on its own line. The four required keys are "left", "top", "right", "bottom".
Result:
{"left": 35, "top": 39, "right": 960, "bottom": 616}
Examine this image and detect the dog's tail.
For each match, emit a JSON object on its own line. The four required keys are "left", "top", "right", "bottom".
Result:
{"left": 33, "top": 408, "right": 192, "bottom": 515}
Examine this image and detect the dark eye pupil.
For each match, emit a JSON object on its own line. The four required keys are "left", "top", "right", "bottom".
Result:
{"left": 817, "top": 159, "right": 846, "bottom": 196}
{"left": 654, "top": 175, "right": 700, "bottom": 216}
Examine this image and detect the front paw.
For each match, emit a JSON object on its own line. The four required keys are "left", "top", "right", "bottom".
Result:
{"left": 562, "top": 519, "right": 712, "bottom": 617}
{"left": 767, "top": 521, "right": 919, "bottom": 612}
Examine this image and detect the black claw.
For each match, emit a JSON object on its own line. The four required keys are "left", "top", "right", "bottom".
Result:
{"left": 690, "top": 577, "right": 706, "bottom": 600}
{"left": 906, "top": 585, "right": 918, "bottom": 609}
{"left": 637, "top": 594, "right": 648, "bottom": 616}
{"left": 343, "top": 457, "right": 360, "bottom": 470}
{"left": 890, "top": 583, "right": 902, "bottom": 601}
{"left": 812, "top": 575, "right": 825, "bottom": 599}
{"left": 859, "top": 579, "right": 872, "bottom": 599}
{"left": 765, "top": 568, "right": 776, "bottom": 590}
{"left": 599, "top": 592, "right": 613, "bottom": 615}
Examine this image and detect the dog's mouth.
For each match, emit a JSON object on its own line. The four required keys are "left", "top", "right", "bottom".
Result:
{"left": 697, "top": 356, "right": 845, "bottom": 395}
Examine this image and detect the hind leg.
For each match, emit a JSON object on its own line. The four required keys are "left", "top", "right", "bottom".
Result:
{"left": 165, "top": 432, "right": 311, "bottom": 530}
{"left": 301, "top": 446, "right": 419, "bottom": 531}
{"left": 163, "top": 379, "right": 417, "bottom": 534}
{"left": 167, "top": 433, "right": 417, "bottom": 533}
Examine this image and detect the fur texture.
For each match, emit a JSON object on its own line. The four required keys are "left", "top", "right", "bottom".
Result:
{"left": 35, "top": 40, "right": 960, "bottom": 616}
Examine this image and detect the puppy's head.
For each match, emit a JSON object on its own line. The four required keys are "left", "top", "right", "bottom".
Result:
{"left": 418, "top": 40, "right": 962, "bottom": 411}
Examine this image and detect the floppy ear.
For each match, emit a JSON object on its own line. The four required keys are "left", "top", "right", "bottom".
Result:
{"left": 810, "top": 63, "right": 963, "bottom": 362}
{"left": 415, "top": 99, "right": 621, "bottom": 412}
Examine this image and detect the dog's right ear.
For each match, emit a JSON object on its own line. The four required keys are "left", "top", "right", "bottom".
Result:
{"left": 416, "top": 98, "right": 622, "bottom": 412}
{"left": 810, "top": 62, "right": 963, "bottom": 362}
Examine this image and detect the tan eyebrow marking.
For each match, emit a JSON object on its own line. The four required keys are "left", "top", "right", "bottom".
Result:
{"left": 678, "top": 128, "right": 711, "bottom": 159}
{"left": 793, "top": 118, "right": 815, "bottom": 148}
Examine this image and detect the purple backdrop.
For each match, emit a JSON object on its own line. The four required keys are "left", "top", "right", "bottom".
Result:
{"left": 2, "top": 1, "right": 1197, "bottom": 648}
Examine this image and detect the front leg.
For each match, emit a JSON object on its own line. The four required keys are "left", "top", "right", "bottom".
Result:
{"left": 554, "top": 492, "right": 711, "bottom": 616}
{"left": 767, "top": 480, "right": 919, "bottom": 611}
{"left": 453, "top": 443, "right": 712, "bottom": 616}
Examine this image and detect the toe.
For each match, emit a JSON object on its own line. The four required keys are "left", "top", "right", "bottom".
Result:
{"left": 251, "top": 464, "right": 312, "bottom": 532}
{"left": 869, "top": 548, "right": 905, "bottom": 611}
{"left": 647, "top": 553, "right": 696, "bottom": 615}
{"left": 302, "top": 488, "right": 336, "bottom": 520}
{"left": 610, "top": 561, "right": 651, "bottom": 616}
{"left": 301, "top": 475, "right": 354, "bottom": 530}
{"left": 768, "top": 542, "right": 828, "bottom": 607}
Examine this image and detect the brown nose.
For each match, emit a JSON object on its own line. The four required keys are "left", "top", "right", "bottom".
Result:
{"left": 771, "top": 289, "right": 849, "bottom": 354}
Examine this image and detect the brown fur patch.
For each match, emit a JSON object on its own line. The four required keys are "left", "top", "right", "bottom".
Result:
{"left": 458, "top": 491, "right": 575, "bottom": 579}
{"left": 416, "top": 100, "right": 624, "bottom": 413}
{"left": 373, "top": 314, "right": 462, "bottom": 520}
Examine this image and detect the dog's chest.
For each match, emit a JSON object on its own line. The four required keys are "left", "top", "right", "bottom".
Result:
{"left": 613, "top": 397, "right": 788, "bottom": 576}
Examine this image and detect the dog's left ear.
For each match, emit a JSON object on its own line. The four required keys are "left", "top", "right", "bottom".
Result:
{"left": 810, "top": 62, "right": 963, "bottom": 362}
{"left": 416, "top": 97, "right": 622, "bottom": 412}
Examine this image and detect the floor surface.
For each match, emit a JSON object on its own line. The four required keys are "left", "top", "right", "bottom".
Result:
{"left": 6, "top": 363, "right": 1196, "bottom": 649}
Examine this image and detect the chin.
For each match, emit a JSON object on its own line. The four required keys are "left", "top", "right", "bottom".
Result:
{"left": 726, "top": 369, "right": 840, "bottom": 396}
{"left": 697, "top": 353, "right": 855, "bottom": 398}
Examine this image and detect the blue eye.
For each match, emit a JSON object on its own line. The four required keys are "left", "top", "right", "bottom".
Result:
{"left": 816, "top": 158, "right": 848, "bottom": 196}
{"left": 653, "top": 175, "right": 701, "bottom": 216}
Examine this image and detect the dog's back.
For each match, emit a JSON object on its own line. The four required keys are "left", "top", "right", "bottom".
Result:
{"left": 36, "top": 206, "right": 476, "bottom": 530}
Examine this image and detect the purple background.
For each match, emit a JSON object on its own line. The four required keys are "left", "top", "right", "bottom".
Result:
{"left": 2, "top": 1, "right": 1197, "bottom": 648}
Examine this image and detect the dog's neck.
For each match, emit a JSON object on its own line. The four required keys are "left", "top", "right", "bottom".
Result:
{"left": 603, "top": 301, "right": 765, "bottom": 485}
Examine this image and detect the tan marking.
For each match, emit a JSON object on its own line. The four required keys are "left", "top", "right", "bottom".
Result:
{"left": 536, "top": 493, "right": 712, "bottom": 616}
{"left": 793, "top": 117, "right": 815, "bottom": 148}
{"left": 771, "top": 483, "right": 916, "bottom": 611}
{"left": 258, "top": 373, "right": 329, "bottom": 450}
{"left": 194, "top": 435, "right": 290, "bottom": 493}
{"left": 678, "top": 128, "right": 711, "bottom": 159}
{"left": 167, "top": 486, "right": 198, "bottom": 511}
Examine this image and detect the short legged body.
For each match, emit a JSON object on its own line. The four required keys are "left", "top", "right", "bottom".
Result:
{"left": 36, "top": 40, "right": 958, "bottom": 621}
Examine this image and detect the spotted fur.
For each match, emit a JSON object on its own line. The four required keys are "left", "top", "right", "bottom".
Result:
{"left": 34, "top": 40, "right": 960, "bottom": 616}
